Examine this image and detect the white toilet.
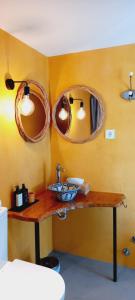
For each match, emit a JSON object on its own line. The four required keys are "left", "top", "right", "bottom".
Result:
{"left": 0, "top": 207, "right": 65, "bottom": 300}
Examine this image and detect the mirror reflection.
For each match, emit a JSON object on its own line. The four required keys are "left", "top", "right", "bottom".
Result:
{"left": 15, "top": 80, "right": 50, "bottom": 143}
{"left": 55, "top": 96, "right": 72, "bottom": 135}
{"left": 53, "top": 85, "right": 104, "bottom": 143}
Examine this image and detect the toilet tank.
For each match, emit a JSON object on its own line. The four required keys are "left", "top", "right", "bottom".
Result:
{"left": 0, "top": 207, "right": 8, "bottom": 263}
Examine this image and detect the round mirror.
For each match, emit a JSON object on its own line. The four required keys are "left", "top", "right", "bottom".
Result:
{"left": 15, "top": 80, "right": 50, "bottom": 143}
{"left": 53, "top": 85, "right": 104, "bottom": 143}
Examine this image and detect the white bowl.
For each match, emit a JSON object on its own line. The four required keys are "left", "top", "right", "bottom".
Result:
{"left": 66, "top": 177, "right": 84, "bottom": 185}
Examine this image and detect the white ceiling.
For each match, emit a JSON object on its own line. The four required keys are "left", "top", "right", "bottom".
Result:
{"left": 1, "top": 0, "right": 135, "bottom": 56}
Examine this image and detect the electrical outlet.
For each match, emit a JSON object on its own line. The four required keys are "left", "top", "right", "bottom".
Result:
{"left": 105, "top": 129, "right": 116, "bottom": 140}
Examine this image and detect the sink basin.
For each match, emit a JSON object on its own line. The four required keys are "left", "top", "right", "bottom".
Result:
{"left": 48, "top": 182, "right": 80, "bottom": 202}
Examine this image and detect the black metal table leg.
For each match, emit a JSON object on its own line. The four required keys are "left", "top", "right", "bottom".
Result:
{"left": 35, "top": 222, "right": 41, "bottom": 265}
{"left": 113, "top": 207, "right": 117, "bottom": 282}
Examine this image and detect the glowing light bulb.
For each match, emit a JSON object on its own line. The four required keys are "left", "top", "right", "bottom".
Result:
{"left": 19, "top": 95, "right": 35, "bottom": 116}
{"left": 77, "top": 106, "right": 86, "bottom": 120}
{"left": 59, "top": 108, "right": 68, "bottom": 120}
{"left": 129, "top": 72, "right": 133, "bottom": 77}
{"left": 128, "top": 90, "right": 133, "bottom": 97}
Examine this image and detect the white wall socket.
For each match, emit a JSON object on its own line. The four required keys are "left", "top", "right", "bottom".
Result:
{"left": 105, "top": 129, "right": 116, "bottom": 139}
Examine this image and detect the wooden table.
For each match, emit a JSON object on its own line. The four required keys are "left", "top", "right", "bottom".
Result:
{"left": 8, "top": 190, "right": 126, "bottom": 282}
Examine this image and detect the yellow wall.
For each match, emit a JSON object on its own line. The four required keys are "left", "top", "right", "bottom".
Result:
{"left": 49, "top": 44, "right": 135, "bottom": 268}
{"left": 1, "top": 27, "right": 135, "bottom": 269}
{"left": 0, "top": 29, "right": 52, "bottom": 262}
{"left": 66, "top": 89, "right": 91, "bottom": 141}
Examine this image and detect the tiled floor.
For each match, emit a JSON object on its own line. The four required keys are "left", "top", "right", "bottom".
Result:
{"left": 53, "top": 251, "right": 135, "bottom": 300}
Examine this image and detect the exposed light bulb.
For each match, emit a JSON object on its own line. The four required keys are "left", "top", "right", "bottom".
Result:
{"left": 129, "top": 72, "right": 133, "bottom": 77}
{"left": 128, "top": 90, "right": 133, "bottom": 97}
{"left": 19, "top": 95, "right": 35, "bottom": 116}
{"left": 59, "top": 108, "right": 68, "bottom": 120}
{"left": 77, "top": 107, "right": 86, "bottom": 120}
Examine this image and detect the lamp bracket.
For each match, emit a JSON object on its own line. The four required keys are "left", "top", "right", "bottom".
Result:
{"left": 5, "top": 78, "right": 28, "bottom": 90}
{"left": 121, "top": 72, "right": 135, "bottom": 100}
{"left": 5, "top": 79, "right": 15, "bottom": 90}
{"left": 69, "top": 96, "right": 83, "bottom": 104}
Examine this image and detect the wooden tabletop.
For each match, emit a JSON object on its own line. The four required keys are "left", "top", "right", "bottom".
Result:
{"left": 8, "top": 190, "right": 126, "bottom": 223}
{"left": 8, "top": 190, "right": 125, "bottom": 222}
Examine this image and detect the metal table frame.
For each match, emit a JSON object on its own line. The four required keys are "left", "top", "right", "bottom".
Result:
{"left": 9, "top": 190, "right": 126, "bottom": 282}
{"left": 35, "top": 207, "right": 118, "bottom": 282}
{"left": 113, "top": 207, "right": 117, "bottom": 282}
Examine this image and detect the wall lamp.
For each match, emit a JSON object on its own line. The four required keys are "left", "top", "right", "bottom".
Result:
{"left": 69, "top": 96, "right": 86, "bottom": 120}
{"left": 5, "top": 78, "right": 35, "bottom": 116}
{"left": 121, "top": 72, "right": 135, "bottom": 100}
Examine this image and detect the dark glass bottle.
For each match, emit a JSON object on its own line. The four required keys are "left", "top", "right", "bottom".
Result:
{"left": 22, "top": 184, "right": 29, "bottom": 205}
{"left": 16, "top": 185, "right": 23, "bottom": 207}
